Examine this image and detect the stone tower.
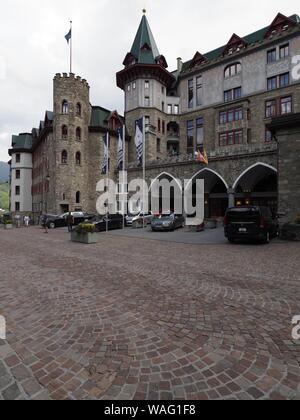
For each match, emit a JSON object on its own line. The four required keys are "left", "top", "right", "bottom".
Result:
{"left": 52, "top": 73, "right": 91, "bottom": 214}
{"left": 117, "top": 14, "right": 175, "bottom": 163}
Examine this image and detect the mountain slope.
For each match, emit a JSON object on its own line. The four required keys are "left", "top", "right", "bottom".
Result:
{"left": 0, "top": 162, "right": 9, "bottom": 182}
{"left": 0, "top": 182, "right": 9, "bottom": 210}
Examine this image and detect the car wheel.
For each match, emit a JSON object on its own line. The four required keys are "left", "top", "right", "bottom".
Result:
{"left": 49, "top": 222, "right": 56, "bottom": 229}
{"left": 228, "top": 238, "right": 235, "bottom": 244}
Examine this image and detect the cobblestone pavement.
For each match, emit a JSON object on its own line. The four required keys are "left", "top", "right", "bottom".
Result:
{"left": 0, "top": 227, "right": 300, "bottom": 400}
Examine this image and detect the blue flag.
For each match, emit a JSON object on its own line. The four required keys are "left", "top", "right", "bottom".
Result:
{"left": 101, "top": 133, "right": 109, "bottom": 175}
{"left": 135, "top": 118, "right": 144, "bottom": 166}
{"left": 117, "top": 127, "right": 124, "bottom": 171}
{"left": 65, "top": 29, "right": 72, "bottom": 44}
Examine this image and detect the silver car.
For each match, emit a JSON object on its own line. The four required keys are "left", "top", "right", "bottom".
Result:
{"left": 126, "top": 212, "right": 154, "bottom": 227}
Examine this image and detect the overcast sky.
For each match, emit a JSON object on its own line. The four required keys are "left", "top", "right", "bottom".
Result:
{"left": 0, "top": 0, "right": 299, "bottom": 161}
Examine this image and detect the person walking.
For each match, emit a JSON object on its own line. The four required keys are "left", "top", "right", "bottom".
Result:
{"left": 24, "top": 215, "right": 30, "bottom": 228}
{"left": 41, "top": 214, "right": 48, "bottom": 234}
{"left": 66, "top": 212, "right": 74, "bottom": 233}
{"left": 15, "top": 214, "right": 21, "bottom": 228}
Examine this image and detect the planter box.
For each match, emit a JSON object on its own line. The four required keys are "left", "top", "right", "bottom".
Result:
{"left": 5, "top": 224, "right": 13, "bottom": 230}
{"left": 281, "top": 223, "right": 300, "bottom": 242}
{"left": 71, "top": 231, "right": 99, "bottom": 244}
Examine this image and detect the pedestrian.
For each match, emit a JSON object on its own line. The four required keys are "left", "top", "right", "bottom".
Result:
{"left": 66, "top": 212, "right": 74, "bottom": 232}
{"left": 41, "top": 215, "right": 48, "bottom": 234}
{"left": 24, "top": 215, "right": 30, "bottom": 228}
{"left": 15, "top": 214, "right": 21, "bottom": 228}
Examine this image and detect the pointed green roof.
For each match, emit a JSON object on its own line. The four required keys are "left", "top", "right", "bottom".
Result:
{"left": 130, "top": 15, "right": 160, "bottom": 65}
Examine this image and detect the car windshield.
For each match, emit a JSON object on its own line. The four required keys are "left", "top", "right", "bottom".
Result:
{"left": 155, "top": 213, "right": 173, "bottom": 219}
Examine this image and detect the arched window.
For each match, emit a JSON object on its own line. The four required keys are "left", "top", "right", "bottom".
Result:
{"left": 76, "top": 127, "right": 82, "bottom": 141}
{"left": 61, "top": 150, "right": 68, "bottom": 164}
{"left": 76, "top": 103, "right": 82, "bottom": 116}
{"left": 75, "top": 152, "right": 81, "bottom": 165}
{"left": 76, "top": 191, "right": 81, "bottom": 204}
{"left": 62, "top": 125, "right": 68, "bottom": 139}
{"left": 224, "top": 62, "right": 242, "bottom": 78}
{"left": 62, "top": 100, "right": 69, "bottom": 114}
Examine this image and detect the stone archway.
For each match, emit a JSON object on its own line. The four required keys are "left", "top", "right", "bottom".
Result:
{"left": 233, "top": 163, "right": 278, "bottom": 214}
{"left": 186, "top": 168, "right": 229, "bottom": 218}
{"left": 149, "top": 172, "right": 182, "bottom": 214}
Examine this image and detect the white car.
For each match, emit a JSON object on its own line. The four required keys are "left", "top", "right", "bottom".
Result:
{"left": 126, "top": 212, "right": 153, "bottom": 226}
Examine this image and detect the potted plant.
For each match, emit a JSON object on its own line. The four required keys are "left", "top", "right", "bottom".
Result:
{"left": 71, "top": 223, "right": 99, "bottom": 244}
{"left": 4, "top": 220, "right": 13, "bottom": 230}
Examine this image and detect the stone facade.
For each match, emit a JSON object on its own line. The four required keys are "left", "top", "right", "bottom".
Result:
{"left": 8, "top": 12, "right": 300, "bottom": 221}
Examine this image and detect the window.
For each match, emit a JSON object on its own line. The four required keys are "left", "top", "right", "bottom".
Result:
{"left": 61, "top": 150, "right": 68, "bottom": 164}
{"left": 75, "top": 152, "right": 81, "bottom": 165}
{"left": 174, "top": 105, "right": 179, "bottom": 115}
{"left": 76, "top": 127, "right": 82, "bottom": 141}
{"left": 219, "top": 107, "right": 243, "bottom": 124}
{"left": 15, "top": 186, "right": 20, "bottom": 196}
{"left": 161, "top": 86, "right": 165, "bottom": 94}
{"left": 267, "top": 49, "right": 277, "bottom": 63}
{"left": 16, "top": 170, "right": 20, "bottom": 179}
{"left": 145, "top": 81, "right": 149, "bottom": 89}
{"left": 279, "top": 73, "right": 289, "bottom": 88}
{"left": 265, "top": 96, "right": 292, "bottom": 117}
{"left": 162, "top": 121, "right": 165, "bottom": 135}
{"left": 268, "top": 72, "right": 290, "bottom": 90}
{"left": 168, "top": 104, "right": 172, "bottom": 114}
{"left": 187, "top": 120, "right": 194, "bottom": 154}
{"left": 133, "top": 82, "right": 136, "bottom": 89}
{"left": 265, "top": 129, "right": 273, "bottom": 143}
{"left": 62, "top": 100, "right": 68, "bottom": 114}
{"left": 145, "top": 116, "right": 150, "bottom": 126}
{"left": 224, "top": 87, "right": 242, "bottom": 103}
{"left": 76, "top": 103, "right": 82, "bottom": 117}
{"left": 162, "top": 101, "right": 165, "bottom": 112}
{"left": 219, "top": 130, "right": 243, "bottom": 146}
{"left": 281, "top": 96, "right": 292, "bottom": 115}
{"left": 62, "top": 125, "right": 68, "bottom": 139}
{"left": 280, "top": 44, "right": 289, "bottom": 59}
{"left": 196, "top": 76, "right": 202, "bottom": 106}
{"left": 158, "top": 119, "right": 161, "bottom": 132}
{"left": 196, "top": 118, "right": 204, "bottom": 149}
{"left": 224, "top": 63, "right": 242, "bottom": 78}
{"left": 157, "top": 138, "right": 161, "bottom": 153}
{"left": 15, "top": 202, "right": 20, "bottom": 212}
{"left": 145, "top": 96, "right": 150, "bottom": 107}
{"left": 16, "top": 154, "right": 20, "bottom": 163}
{"left": 76, "top": 191, "right": 81, "bottom": 204}
{"left": 188, "top": 79, "right": 194, "bottom": 109}
{"left": 127, "top": 84, "right": 131, "bottom": 92}
{"left": 265, "top": 100, "right": 276, "bottom": 118}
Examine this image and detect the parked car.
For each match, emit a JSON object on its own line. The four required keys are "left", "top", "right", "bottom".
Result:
{"left": 224, "top": 206, "right": 279, "bottom": 244}
{"left": 90, "top": 214, "right": 124, "bottom": 232}
{"left": 46, "top": 212, "right": 94, "bottom": 229}
{"left": 126, "top": 212, "right": 153, "bottom": 227}
{"left": 151, "top": 213, "right": 185, "bottom": 232}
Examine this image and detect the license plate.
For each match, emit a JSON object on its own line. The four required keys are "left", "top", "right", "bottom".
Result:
{"left": 239, "top": 228, "right": 247, "bottom": 233}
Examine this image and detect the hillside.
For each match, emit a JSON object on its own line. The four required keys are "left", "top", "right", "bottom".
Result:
{"left": 0, "top": 182, "right": 9, "bottom": 210}
{"left": 0, "top": 161, "right": 9, "bottom": 182}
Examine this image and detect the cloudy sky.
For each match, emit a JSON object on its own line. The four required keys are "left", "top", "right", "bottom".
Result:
{"left": 0, "top": 0, "right": 299, "bottom": 160}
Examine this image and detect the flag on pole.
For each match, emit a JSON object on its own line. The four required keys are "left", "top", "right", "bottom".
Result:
{"left": 135, "top": 118, "right": 144, "bottom": 166}
{"left": 195, "top": 149, "right": 208, "bottom": 165}
{"left": 117, "top": 127, "right": 124, "bottom": 171}
{"left": 65, "top": 28, "right": 72, "bottom": 44}
{"left": 101, "top": 133, "right": 110, "bottom": 174}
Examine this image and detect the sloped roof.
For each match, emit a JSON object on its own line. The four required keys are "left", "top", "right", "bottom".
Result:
{"left": 130, "top": 15, "right": 160, "bottom": 65}
{"left": 181, "top": 14, "right": 300, "bottom": 73}
{"left": 11, "top": 133, "right": 33, "bottom": 150}
{"left": 90, "top": 106, "right": 110, "bottom": 127}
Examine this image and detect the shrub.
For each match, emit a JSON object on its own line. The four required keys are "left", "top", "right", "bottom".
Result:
{"left": 5, "top": 220, "right": 13, "bottom": 225}
{"left": 75, "top": 223, "right": 96, "bottom": 234}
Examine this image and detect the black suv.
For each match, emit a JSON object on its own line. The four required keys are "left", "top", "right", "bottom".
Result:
{"left": 224, "top": 206, "right": 279, "bottom": 244}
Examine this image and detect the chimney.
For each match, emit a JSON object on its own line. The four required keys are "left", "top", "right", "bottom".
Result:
{"left": 177, "top": 57, "right": 183, "bottom": 72}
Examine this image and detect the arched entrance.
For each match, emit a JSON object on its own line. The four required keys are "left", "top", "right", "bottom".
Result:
{"left": 186, "top": 168, "right": 229, "bottom": 218}
{"left": 149, "top": 172, "right": 182, "bottom": 214}
{"left": 233, "top": 163, "right": 278, "bottom": 214}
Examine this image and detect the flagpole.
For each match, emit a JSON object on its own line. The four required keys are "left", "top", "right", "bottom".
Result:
{"left": 142, "top": 116, "right": 146, "bottom": 230}
{"left": 106, "top": 131, "right": 109, "bottom": 234}
{"left": 70, "top": 21, "right": 73, "bottom": 73}
{"left": 122, "top": 124, "right": 126, "bottom": 230}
